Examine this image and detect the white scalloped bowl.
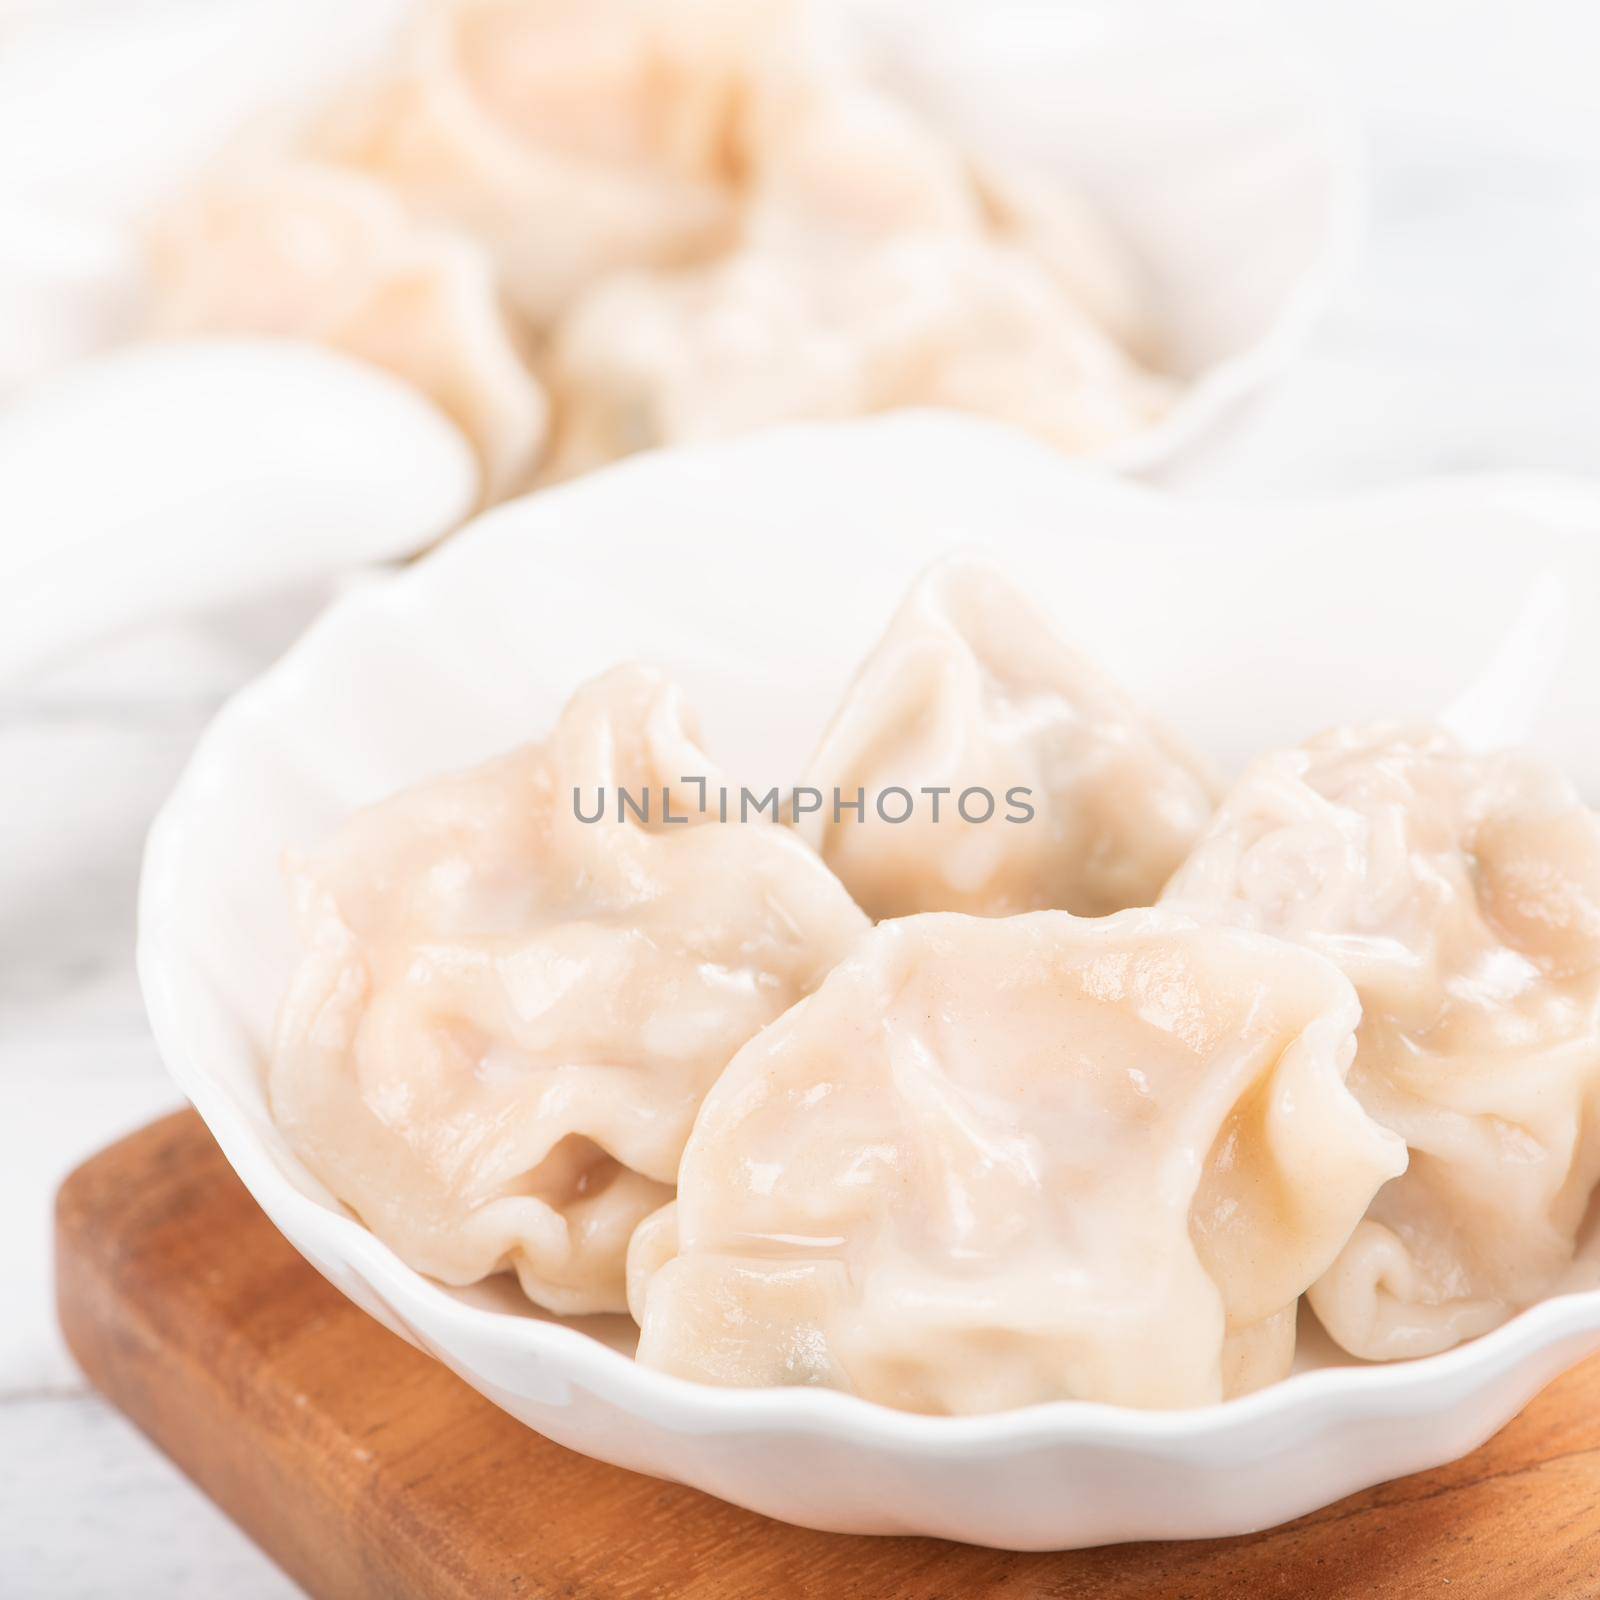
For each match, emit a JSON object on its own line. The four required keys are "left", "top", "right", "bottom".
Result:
{"left": 5, "top": 0, "right": 1357, "bottom": 470}
{"left": 139, "top": 416, "right": 1600, "bottom": 1550}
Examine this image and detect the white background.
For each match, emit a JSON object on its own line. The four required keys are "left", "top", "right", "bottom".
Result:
{"left": 4, "top": 0, "right": 1600, "bottom": 1593}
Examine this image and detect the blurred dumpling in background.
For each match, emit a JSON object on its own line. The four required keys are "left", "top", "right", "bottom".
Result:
{"left": 747, "top": 75, "right": 988, "bottom": 242}
{"left": 547, "top": 73, "right": 1172, "bottom": 475}
{"left": 1163, "top": 726, "right": 1600, "bottom": 1360}
{"left": 743, "top": 70, "right": 1166, "bottom": 368}
{"left": 147, "top": 162, "right": 547, "bottom": 499}
{"left": 967, "top": 161, "right": 1166, "bottom": 371}
{"left": 270, "top": 663, "right": 867, "bottom": 1315}
{"left": 546, "top": 230, "right": 1171, "bottom": 477}
{"left": 146, "top": 0, "right": 1173, "bottom": 501}
{"left": 793, "top": 557, "right": 1218, "bottom": 920}
{"left": 741, "top": 29, "right": 1167, "bottom": 362}
{"left": 630, "top": 909, "right": 1405, "bottom": 1412}
{"left": 303, "top": 0, "right": 782, "bottom": 326}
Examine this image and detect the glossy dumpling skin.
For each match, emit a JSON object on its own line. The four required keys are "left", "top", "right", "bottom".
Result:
{"left": 631, "top": 909, "right": 1405, "bottom": 1412}
{"left": 270, "top": 665, "right": 868, "bottom": 1315}
{"left": 147, "top": 162, "right": 546, "bottom": 500}
{"left": 793, "top": 558, "right": 1219, "bottom": 920}
{"left": 1163, "top": 725, "right": 1600, "bottom": 1359}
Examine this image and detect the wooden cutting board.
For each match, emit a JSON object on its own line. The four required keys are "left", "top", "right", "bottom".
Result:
{"left": 55, "top": 1112, "right": 1600, "bottom": 1599}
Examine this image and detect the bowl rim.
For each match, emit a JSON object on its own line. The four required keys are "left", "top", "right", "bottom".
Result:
{"left": 1096, "top": 101, "right": 1367, "bottom": 476}
{"left": 136, "top": 434, "right": 1600, "bottom": 1455}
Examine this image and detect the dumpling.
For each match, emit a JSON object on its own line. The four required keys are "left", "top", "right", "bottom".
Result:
{"left": 269, "top": 664, "right": 868, "bottom": 1315}
{"left": 744, "top": 77, "right": 1165, "bottom": 362}
{"left": 630, "top": 909, "right": 1405, "bottom": 1412}
{"left": 741, "top": 75, "right": 989, "bottom": 245}
{"left": 545, "top": 70, "right": 1173, "bottom": 475}
{"left": 1162, "top": 725, "right": 1600, "bottom": 1359}
{"left": 967, "top": 160, "right": 1165, "bottom": 368}
{"left": 304, "top": 0, "right": 780, "bottom": 326}
{"left": 546, "top": 234, "right": 1171, "bottom": 475}
{"left": 792, "top": 558, "right": 1219, "bottom": 920}
{"left": 539, "top": 79, "right": 956, "bottom": 473}
{"left": 146, "top": 162, "right": 547, "bottom": 499}
{"left": 542, "top": 250, "right": 856, "bottom": 475}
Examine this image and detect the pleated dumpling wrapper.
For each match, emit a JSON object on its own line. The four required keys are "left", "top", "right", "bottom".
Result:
{"left": 147, "top": 162, "right": 546, "bottom": 500}
{"left": 305, "top": 0, "right": 782, "bottom": 326}
{"left": 548, "top": 76, "right": 1173, "bottom": 476}
{"left": 270, "top": 664, "right": 868, "bottom": 1315}
{"left": 629, "top": 909, "right": 1405, "bottom": 1412}
{"left": 1163, "top": 725, "right": 1600, "bottom": 1360}
{"left": 793, "top": 558, "right": 1219, "bottom": 920}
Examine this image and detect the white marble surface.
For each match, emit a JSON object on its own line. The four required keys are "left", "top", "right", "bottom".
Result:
{"left": 3, "top": 1, "right": 1599, "bottom": 1593}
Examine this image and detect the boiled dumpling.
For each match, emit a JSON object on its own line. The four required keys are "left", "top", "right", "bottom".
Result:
{"left": 968, "top": 160, "right": 1165, "bottom": 367}
{"left": 545, "top": 75, "right": 1173, "bottom": 475}
{"left": 543, "top": 77, "right": 973, "bottom": 473}
{"left": 1162, "top": 725, "right": 1600, "bottom": 1359}
{"left": 741, "top": 73, "right": 989, "bottom": 245}
{"left": 150, "top": 0, "right": 1171, "bottom": 488}
{"left": 543, "top": 251, "right": 860, "bottom": 474}
{"left": 630, "top": 909, "right": 1405, "bottom": 1412}
{"left": 270, "top": 664, "right": 868, "bottom": 1315}
{"left": 305, "top": 0, "right": 779, "bottom": 326}
{"left": 792, "top": 558, "right": 1218, "bottom": 920}
{"left": 745, "top": 76, "right": 1164, "bottom": 359}
{"left": 547, "top": 235, "right": 1171, "bottom": 476}
{"left": 147, "top": 162, "right": 546, "bottom": 499}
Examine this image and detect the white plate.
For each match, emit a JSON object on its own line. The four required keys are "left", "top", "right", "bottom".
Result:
{"left": 138, "top": 415, "right": 1600, "bottom": 1550}
{"left": 3, "top": 0, "right": 1357, "bottom": 473}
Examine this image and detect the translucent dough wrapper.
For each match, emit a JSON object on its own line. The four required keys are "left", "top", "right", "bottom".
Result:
{"left": 270, "top": 664, "right": 868, "bottom": 1315}
{"left": 1163, "top": 725, "right": 1600, "bottom": 1359}
{"left": 793, "top": 558, "right": 1219, "bottom": 920}
{"left": 632, "top": 908, "right": 1405, "bottom": 1412}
